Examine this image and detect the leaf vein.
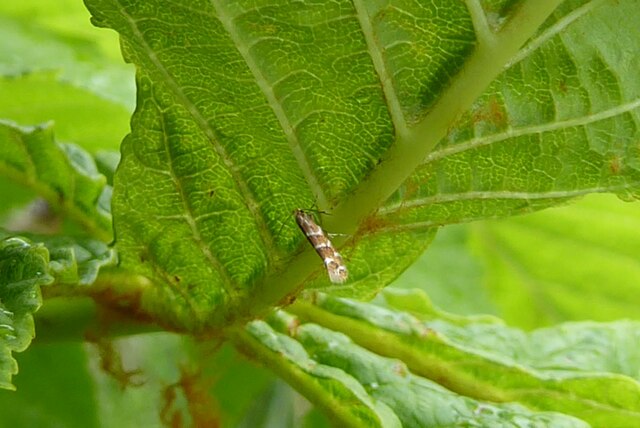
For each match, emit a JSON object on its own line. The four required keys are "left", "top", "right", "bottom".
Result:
{"left": 505, "top": 0, "right": 606, "bottom": 68}
{"left": 113, "top": 0, "right": 277, "bottom": 264}
{"left": 156, "top": 106, "right": 237, "bottom": 297}
{"left": 424, "top": 97, "right": 640, "bottom": 164}
{"left": 380, "top": 184, "right": 640, "bottom": 216}
{"left": 352, "top": 0, "right": 409, "bottom": 138}
{"left": 210, "top": 0, "right": 330, "bottom": 209}
{"left": 464, "top": 0, "right": 495, "bottom": 46}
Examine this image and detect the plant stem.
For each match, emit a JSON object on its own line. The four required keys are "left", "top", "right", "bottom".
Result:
{"left": 250, "top": 0, "right": 564, "bottom": 313}
{"left": 34, "top": 296, "right": 161, "bottom": 343}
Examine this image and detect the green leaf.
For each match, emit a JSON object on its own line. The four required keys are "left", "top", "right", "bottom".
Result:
{"left": 236, "top": 319, "right": 401, "bottom": 428}
{"left": 0, "top": 178, "right": 37, "bottom": 221}
{"left": 207, "top": 343, "right": 276, "bottom": 427}
{"left": 236, "top": 381, "right": 303, "bottom": 428}
{"left": 94, "top": 150, "right": 120, "bottom": 185}
{"left": 84, "top": 0, "right": 640, "bottom": 330}
{"left": 0, "top": 236, "right": 50, "bottom": 390}
{"left": 0, "top": 0, "right": 135, "bottom": 109}
{"left": 0, "top": 120, "right": 112, "bottom": 241}
{"left": 289, "top": 290, "right": 640, "bottom": 427}
{"left": 0, "top": 73, "right": 132, "bottom": 152}
{"left": 392, "top": 194, "right": 640, "bottom": 326}
{"left": 235, "top": 311, "right": 588, "bottom": 428}
{"left": 41, "top": 236, "right": 116, "bottom": 287}
{"left": 470, "top": 193, "right": 640, "bottom": 328}
{"left": 378, "top": 0, "right": 640, "bottom": 231}
{"left": 0, "top": 343, "right": 99, "bottom": 428}
{"left": 391, "top": 223, "right": 497, "bottom": 316}
{"left": 0, "top": 230, "right": 116, "bottom": 289}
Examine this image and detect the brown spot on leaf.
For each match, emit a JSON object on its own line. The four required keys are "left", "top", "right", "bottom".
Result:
{"left": 609, "top": 155, "right": 622, "bottom": 175}
{"left": 471, "top": 97, "right": 507, "bottom": 129}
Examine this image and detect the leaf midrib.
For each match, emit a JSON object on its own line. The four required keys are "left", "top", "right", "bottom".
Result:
{"left": 209, "top": 0, "right": 331, "bottom": 210}
{"left": 251, "top": 0, "right": 565, "bottom": 307}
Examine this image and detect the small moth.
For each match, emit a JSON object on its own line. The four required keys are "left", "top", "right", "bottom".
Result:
{"left": 294, "top": 209, "right": 348, "bottom": 284}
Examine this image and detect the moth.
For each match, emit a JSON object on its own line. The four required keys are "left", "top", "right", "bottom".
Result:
{"left": 294, "top": 209, "right": 348, "bottom": 284}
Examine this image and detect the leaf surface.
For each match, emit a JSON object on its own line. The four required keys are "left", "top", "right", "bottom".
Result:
{"left": 377, "top": 0, "right": 640, "bottom": 232}
{"left": 288, "top": 290, "right": 640, "bottom": 426}
{"left": 391, "top": 224, "right": 496, "bottom": 316}
{"left": 235, "top": 311, "right": 589, "bottom": 428}
{"left": 0, "top": 74, "right": 132, "bottom": 152}
{"left": 471, "top": 193, "right": 640, "bottom": 328}
{"left": 0, "top": 343, "right": 99, "bottom": 427}
{"left": 83, "top": 0, "right": 640, "bottom": 329}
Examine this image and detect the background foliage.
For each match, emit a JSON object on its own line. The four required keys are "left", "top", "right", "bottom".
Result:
{"left": 1, "top": 0, "right": 639, "bottom": 426}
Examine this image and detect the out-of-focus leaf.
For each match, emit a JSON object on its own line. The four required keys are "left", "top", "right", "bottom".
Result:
{"left": 236, "top": 381, "right": 297, "bottom": 428}
{"left": 0, "top": 178, "right": 36, "bottom": 221}
{"left": 471, "top": 193, "right": 640, "bottom": 328}
{"left": 0, "top": 343, "right": 98, "bottom": 428}
{"left": 0, "top": 0, "right": 134, "bottom": 109}
{"left": 391, "top": 194, "right": 640, "bottom": 327}
{"left": 301, "top": 408, "right": 331, "bottom": 428}
{"left": 43, "top": 236, "right": 116, "bottom": 287}
{"left": 0, "top": 73, "right": 131, "bottom": 152}
{"left": 87, "top": 333, "right": 197, "bottom": 427}
{"left": 0, "top": 120, "right": 112, "bottom": 241}
{"left": 289, "top": 290, "right": 640, "bottom": 427}
{"left": 391, "top": 224, "right": 496, "bottom": 315}
{"left": 0, "top": 230, "right": 116, "bottom": 288}
{"left": 207, "top": 343, "right": 276, "bottom": 428}
{"left": 0, "top": 236, "right": 50, "bottom": 390}
{"left": 236, "top": 312, "right": 588, "bottom": 428}
{"left": 94, "top": 150, "right": 120, "bottom": 185}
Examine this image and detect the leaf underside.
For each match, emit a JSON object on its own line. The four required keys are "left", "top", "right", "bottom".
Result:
{"left": 297, "top": 290, "right": 640, "bottom": 426}
{"left": 237, "top": 290, "right": 639, "bottom": 427}
{"left": 83, "top": 0, "right": 640, "bottom": 331}
{"left": 238, "top": 299, "right": 640, "bottom": 427}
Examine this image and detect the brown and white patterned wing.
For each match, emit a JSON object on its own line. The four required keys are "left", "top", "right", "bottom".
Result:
{"left": 294, "top": 209, "right": 348, "bottom": 284}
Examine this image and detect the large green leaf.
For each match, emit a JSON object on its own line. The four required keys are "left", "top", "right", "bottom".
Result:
{"left": 234, "top": 311, "right": 589, "bottom": 428}
{"left": 84, "top": 0, "right": 640, "bottom": 330}
{"left": 0, "top": 120, "right": 113, "bottom": 241}
{"left": 288, "top": 290, "right": 640, "bottom": 426}
{"left": 0, "top": 236, "right": 50, "bottom": 390}
{"left": 376, "top": 0, "right": 640, "bottom": 229}
{"left": 391, "top": 224, "right": 497, "bottom": 316}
